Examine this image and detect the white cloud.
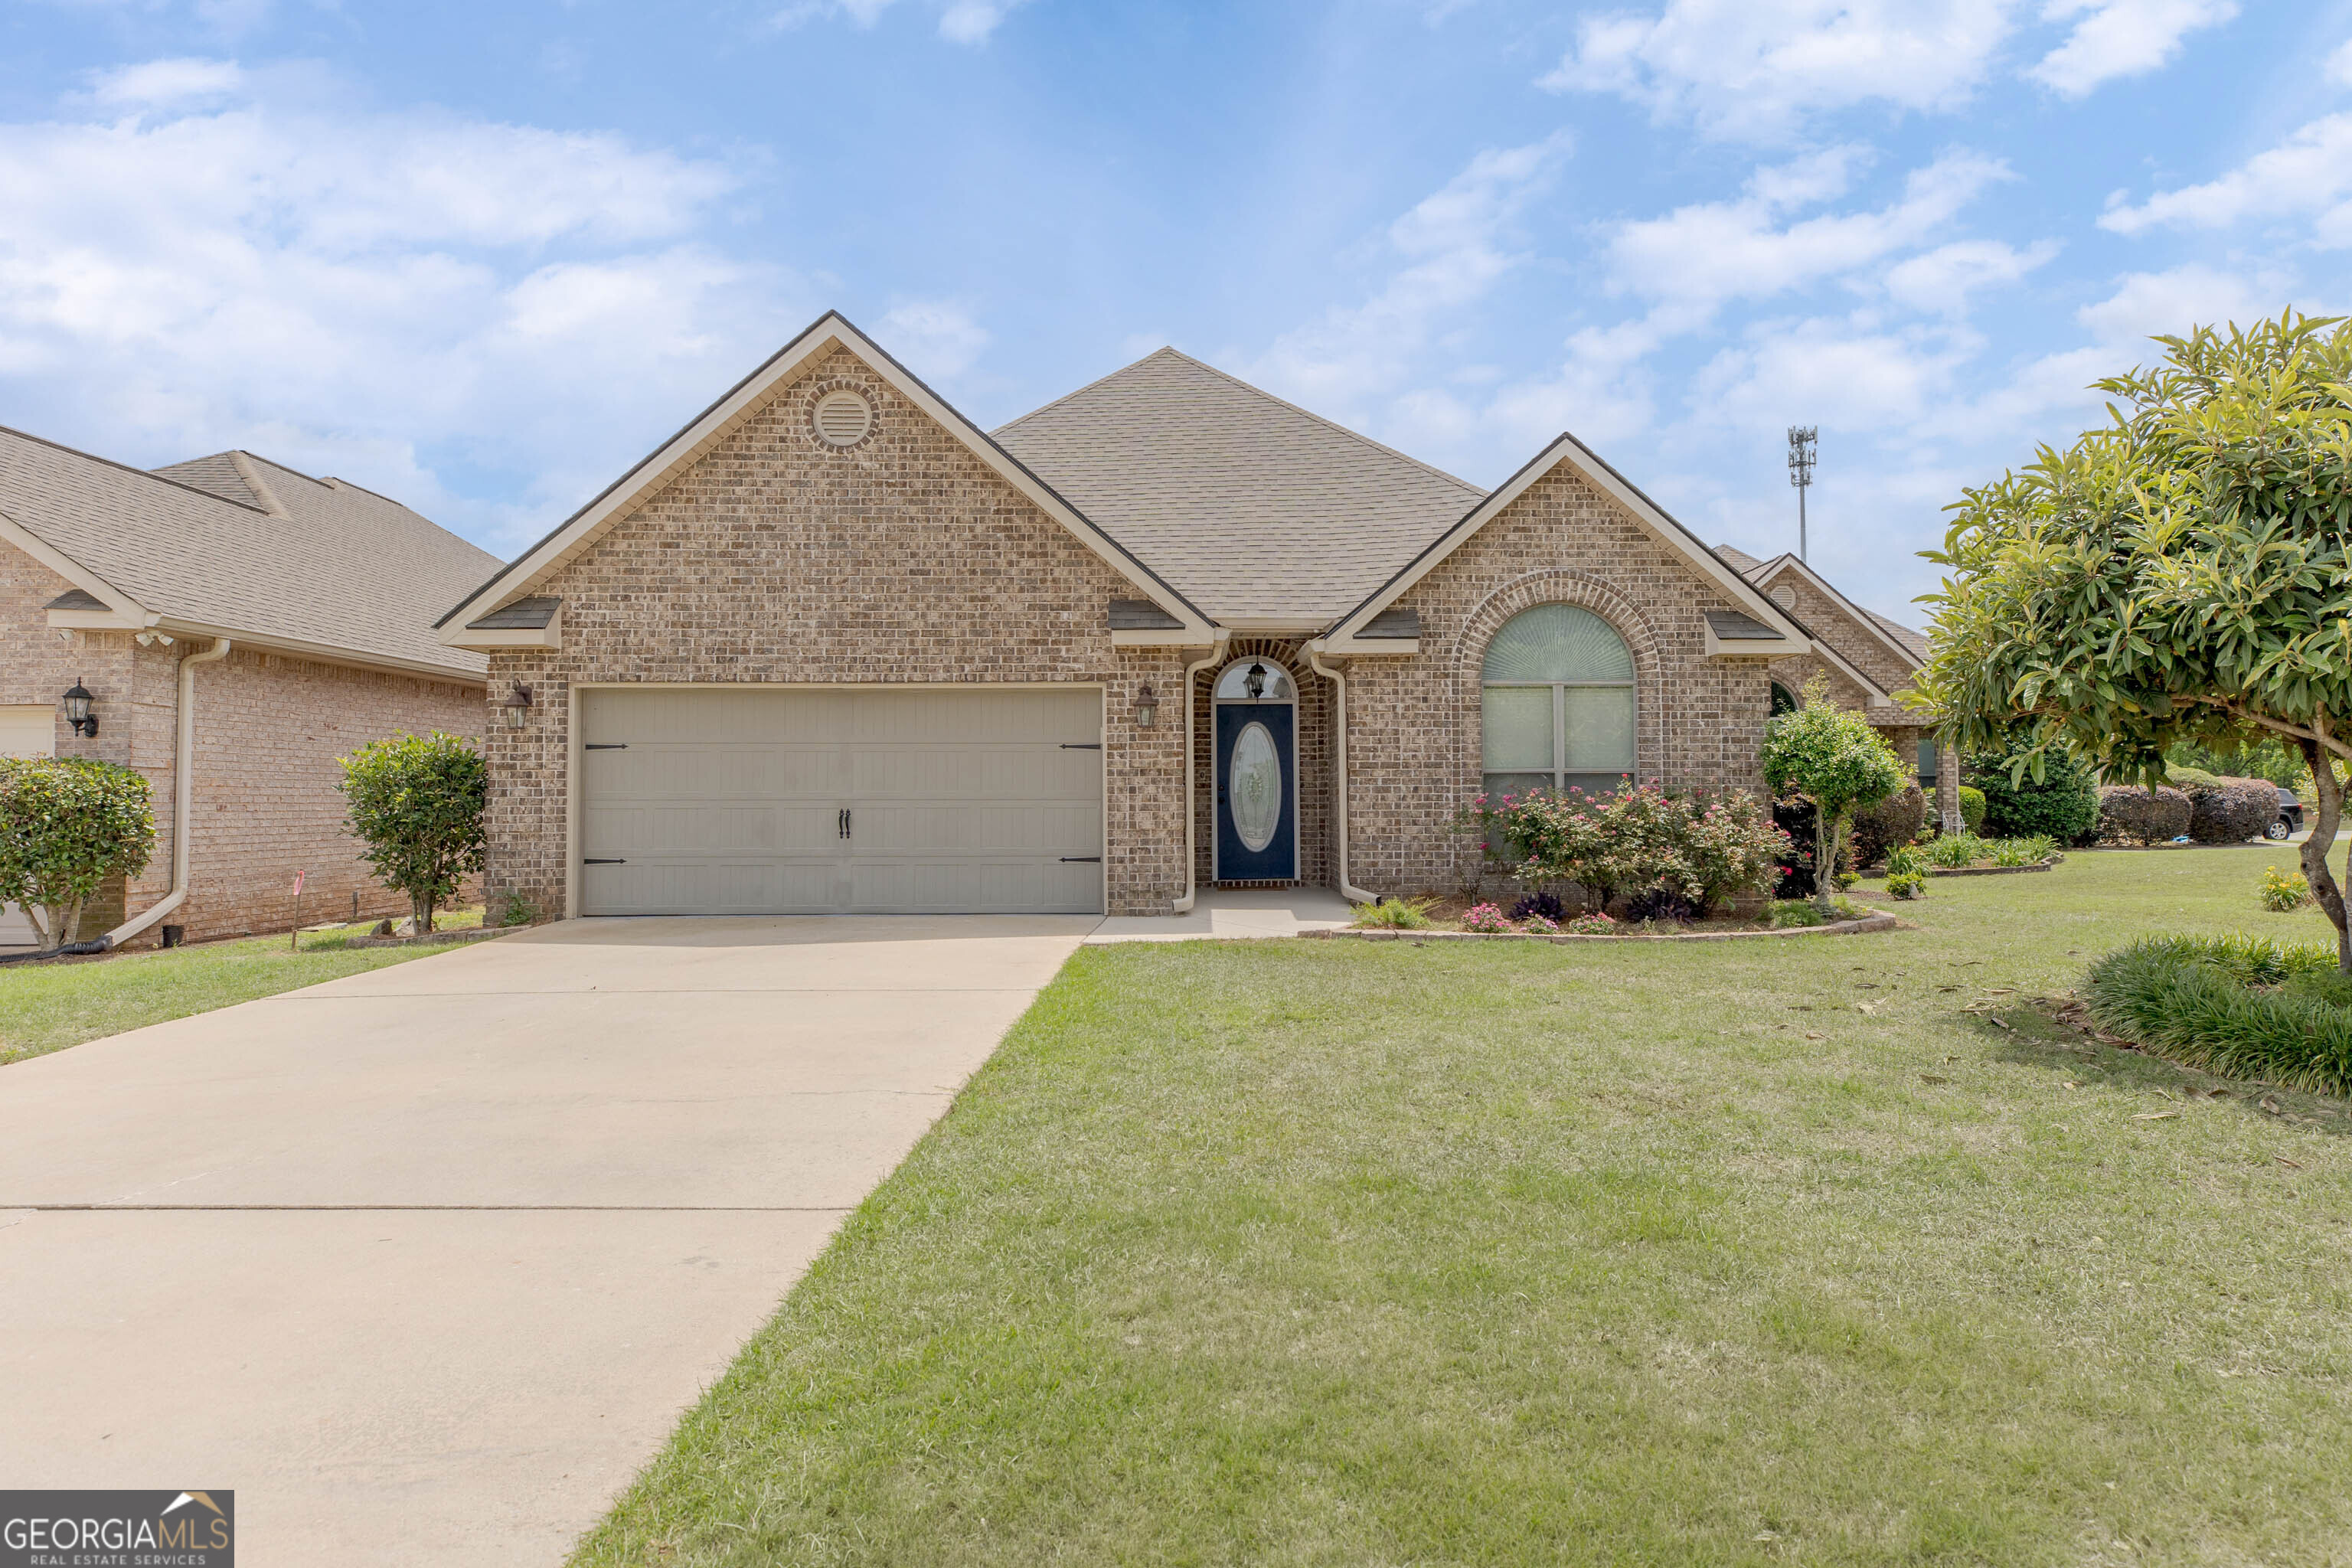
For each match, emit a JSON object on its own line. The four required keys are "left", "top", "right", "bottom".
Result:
{"left": 2028, "top": 0, "right": 2238, "bottom": 97}
{"left": 769, "top": 0, "right": 1029, "bottom": 41}
{"left": 87, "top": 57, "right": 245, "bottom": 108}
{"left": 2100, "top": 112, "right": 2352, "bottom": 243}
{"left": 2328, "top": 38, "right": 2352, "bottom": 86}
{"left": 1539, "top": 0, "right": 2020, "bottom": 142}
{"left": 1693, "top": 318, "right": 1975, "bottom": 433}
{"left": 1606, "top": 149, "right": 2011, "bottom": 313}
{"left": 1882, "top": 237, "right": 2060, "bottom": 314}
{"left": 2072, "top": 262, "right": 2286, "bottom": 341}
{"left": 1246, "top": 132, "right": 1571, "bottom": 410}
{"left": 880, "top": 299, "right": 990, "bottom": 381}
{"left": 0, "top": 66, "right": 802, "bottom": 552}
{"left": 937, "top": 0, "right": 1028, "bottom": 42}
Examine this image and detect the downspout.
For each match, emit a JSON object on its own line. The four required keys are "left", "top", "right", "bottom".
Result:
{"left": 1169, "top": 632, "right": 1230, "bottom": 915}
{"left": 104, "top": 637, "right": 230, "bottom": 949}
{"left": 1306, "top": 644, "right": 1375, "bottom": 903}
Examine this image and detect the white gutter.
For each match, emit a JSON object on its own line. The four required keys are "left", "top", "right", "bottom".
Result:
{"left": 1305, "top": 643, "right": 1375, "bottom": 903}
{"left": 106, "top": 637, "right": 230, "bottom": 949}
{"left": 1169, "top": 633, "right": 1230, "bottom": 915}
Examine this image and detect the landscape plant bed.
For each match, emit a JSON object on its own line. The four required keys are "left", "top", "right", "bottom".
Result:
{"left": 348, "top": 926, "right": 510, "bottom": 949}
{"left": 2082, "top": 933, "right": 2352, "bottom": 1096}
{"left": 1926, "top": 859, "right": 2056, "bottom": 877}
{"left": 1316, "top": 906, "right": 1900, "bottom": 942}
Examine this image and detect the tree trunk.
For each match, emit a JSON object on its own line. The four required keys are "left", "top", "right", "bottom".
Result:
{"left": 1813, "top": 807, "right": 1840, "bottom": 916}
{"left": 2295, "top": 738, "right": 2349, "bottom": 973}
{"left": 412, "top": 893, "right": 434, "bottom": 936}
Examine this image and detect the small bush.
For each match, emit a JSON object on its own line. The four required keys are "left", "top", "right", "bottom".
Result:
{"left": 1460, "top": 902, "right": 1514, "bottom": 933}
{"left": 2084, "top": 936, "right": 2352, "bottom": 1095}
{"left": 1884, "top": 844, "right": 1927, "bottom": 900}
{"left": 2185, "top": 776, "right": 2279, "bottom": 844}
{"left": 1564, "top": 912, "right": 1619, "bottom": 936}
{"left": 1467, "top": 783, "right": 1788, "bottom": 913}
{"left": 2098, "top": 784, "right": 2193, "bottom": 846}
{"left": 1621, "top": 884, "right": 1697, "bottom": 924}
{"left": 1965, "top": 740, "right": 2100, "bottom": 843}
{"left": 1851, "top": 782, "right": 1927, "bottom": 867}
{"left": 495, "top": 890, "right": 541, "bottom": 927}
{"left": 2261, "top": 865, "right": 2312, "bottom": 913}
{"left": 1352, "top": 896, "right": 1436, "bottom": 930}
{"left": 1769, "top": 900, "right": 1824, "bottom": 928}
{"left": 340, "top": 731, "right": 487, "bottom": 934}
{"left": 1957, "top": 785, "right": 1986, "bottom": 833}
{"left": 0, "top": 756, "right": 155, "bottom": 945}
{"left": 1520, "top": 913, "right": 1562, "bottom": 935}
{"left": 2166, "top": 764, "right": 2222, "bottom": 791}
{"left": 1991, "top": 835, "right": 2056, "bottom": 867}
{"left": 1508, "top": 891, "right": 1567, "bottom": 925}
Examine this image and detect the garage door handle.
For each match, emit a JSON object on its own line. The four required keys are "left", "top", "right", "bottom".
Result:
{"left": 584, "top": 743, "right": 627, "bottom": 750}
{"left": 1060, "top": 856, "right": 1101, "bottom": 863}
{"left": 1060, "top": 743, "right": 1102, "bottom": 750}
{"left": 838, "top": 808, "right": 852, "bottom": 839}
{"left": 583, "top": 858, "right": 626, "bottom": 864}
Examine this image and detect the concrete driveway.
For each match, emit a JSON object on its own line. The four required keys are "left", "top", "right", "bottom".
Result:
{"left": 0, "top": 915, "right": 1096, "bottom": 1566}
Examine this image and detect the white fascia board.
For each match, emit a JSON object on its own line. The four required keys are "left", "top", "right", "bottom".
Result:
{"left": 436, "top": 311, "right": 1216, "bottom": 644}
{"left": 0, "top": 511, "right": 153, "bottom": 626}
{"left": 47, "top": 608, "right": 147, "bottom": 630}
{"left": 1111, "top": 627, "right": 1199, "bottom": 648}
{"left": 1749, "top": 556, "right": 1926, "bottom": 673}
{"left": 153, "top": 619, "right": 489, "bottom": 685}
{"left": 1326, "top": 433, "right": 1808, "bottom": 644}
{"left": 1315, "top": 635, "right": 1419, "bottom": 657}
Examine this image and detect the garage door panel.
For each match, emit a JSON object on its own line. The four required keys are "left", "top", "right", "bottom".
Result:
{"left": 578, "top": 688, "right": 1101, "bottom": 916}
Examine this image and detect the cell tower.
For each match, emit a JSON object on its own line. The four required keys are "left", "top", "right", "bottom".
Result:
{"left": 1786, "top": 425, "right": 1818, "bottom": 563}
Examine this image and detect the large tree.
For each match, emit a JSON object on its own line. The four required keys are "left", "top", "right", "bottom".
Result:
{"left": 1915, "top": 312, "right": 2352, "bottom": 967}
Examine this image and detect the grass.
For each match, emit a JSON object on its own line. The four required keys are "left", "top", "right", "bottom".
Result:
{"left": 575, "top": 844, "right": 2352, "bottom": 1566}
{"left": 0, "top": 906, "right": 487, "bottom": 1065}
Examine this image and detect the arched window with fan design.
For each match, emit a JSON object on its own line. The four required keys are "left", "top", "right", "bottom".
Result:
{"left": 1480, "top": 604, "right": 1637, "bottom": 798}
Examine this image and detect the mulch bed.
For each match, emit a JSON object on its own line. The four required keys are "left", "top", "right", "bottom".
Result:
{"left": 1311, "top": 908, "right": 1901, "bottom": 943}
{"left": 347, "top": 927, "right": 510, "bottom": 950}
{"left": 1926, "top": 860, "right": 2058, "bottom": 877}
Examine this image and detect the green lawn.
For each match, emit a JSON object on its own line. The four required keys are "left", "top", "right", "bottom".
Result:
{"left": 0, "top": 910, "right": 485, "bottom": 1065}
{"left": 577, "top": 845, "right": 2352, "bottom": 1567}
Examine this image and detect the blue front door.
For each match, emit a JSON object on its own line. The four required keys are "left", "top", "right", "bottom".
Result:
{"left": 1215, "top": 703, "right": 1296, "bottom": 880}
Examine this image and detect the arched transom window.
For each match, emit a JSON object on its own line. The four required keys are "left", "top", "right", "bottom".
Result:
{"left": 1481, "top": 604, "right": 1636, "bottom": 798}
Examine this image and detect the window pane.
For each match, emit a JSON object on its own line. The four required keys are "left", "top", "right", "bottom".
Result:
{"left": 1481, "top": 686, "right": 1555, "bottom": 771}
{"left": 1562, "top": 686, "right": 1635, "bottom": 771}
{"left": 1918, "top": 738, "right": 1938, "bottom": 782}
{"left": 1481, "top": 604, "right": 1635, "bottom": 683}
{"left": 1215, "top": 661, "right": 1294, "bottom": 701}
{"left": 1562, "top": 772, "right": 1633, "bottom": 799}
{"left": 1481, "top": 773, "right": 1556, "bottom": 802}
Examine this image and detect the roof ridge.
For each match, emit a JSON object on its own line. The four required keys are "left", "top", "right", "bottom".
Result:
{"left": 0, "top": 423, "right": 270, "bottom": 517}
{"left": 1152, "top": 348, "right": 1488, "bottom": 498}
{"left": 237, "top": 450, "right": 335, "bottom": 492}
{"left": 991, "top": 346, "right": 1191, "bottom": 436}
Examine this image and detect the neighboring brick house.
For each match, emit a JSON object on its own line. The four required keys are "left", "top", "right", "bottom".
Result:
{"left": 439, "top": 312, "right": 1932, "bottom": 919}
{"left": 1713, "top": 546, "right": 1956, "bottom": 828}
{"left": 1, "top": 430, "right": 496, "bottom": 946}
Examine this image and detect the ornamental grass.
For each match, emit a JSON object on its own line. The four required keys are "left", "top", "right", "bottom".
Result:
{"left": 2083, "top": 934, "right": 2352, "bottom": 1096}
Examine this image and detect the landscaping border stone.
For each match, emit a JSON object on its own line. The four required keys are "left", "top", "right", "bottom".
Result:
{"left": 348, "top": 927, "right": 512, "bottom": 950}
{"left": 1926, "top": 859, "right": 2059, "bottom": 877}
{"left": 1311, "top": 908, "right": 1900, "bottom": 942}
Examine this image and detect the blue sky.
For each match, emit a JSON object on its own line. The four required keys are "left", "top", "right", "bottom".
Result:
{"left": 2, "top": 0, "right": 2345, "bottom": 623}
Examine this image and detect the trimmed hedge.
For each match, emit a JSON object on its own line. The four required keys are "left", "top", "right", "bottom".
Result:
{"left": 2184, "top": 775, "right": 2278, "bottom": 844}
{"left": 1851, "top": 782, "right": 1926, "bottom": 867}
{"left": 1965, "top": 742, "right": 2100, "bottom": 844}
{"left": 1958, "top": 785, "right": 1986, "bottom": 832}
{"left": 2098, "top": 784, "right": 2192, "bottom": 845}
{"left": 2084, "top": 935, "right": 2352, "bottom": 1096}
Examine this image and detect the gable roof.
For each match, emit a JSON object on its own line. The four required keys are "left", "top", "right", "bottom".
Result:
{"left": 1729, "top": 549, "right": 1930, "bottom": 668}
{"left": 0, "top": 425, "right": 494, "bottom": 681}
{"left": 438, "top": 311, "right": 1214, "bottom": 644}
{"left": 991, "top": 348, "right": 1487, "bottom": 627}
{"left": 1325, "top": 432, "right": 1811, "bottom": 649}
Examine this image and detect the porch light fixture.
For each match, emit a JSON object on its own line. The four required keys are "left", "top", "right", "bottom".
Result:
{"left": 1133, "top": 682, "right": 1159, "bottom": 727}
{"left": 496, "top": 681, "right": 533, "bottom": 730}
{"left": 1244, "top": 662, "right": 1268, "bottom": 699}
{"left": 60, "top": 679, "right": 96, "bottom": 737}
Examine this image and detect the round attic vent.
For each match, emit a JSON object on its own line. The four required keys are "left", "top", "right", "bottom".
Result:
{"left": 813, "top": 390, "right": 874, "bottom": 447}
{"left": 1770, "top": 585, "right": 1797, "bottom": 610}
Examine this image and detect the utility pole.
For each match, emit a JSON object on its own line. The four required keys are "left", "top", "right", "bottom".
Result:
{"left": 1786, "top": 425, "right": 1818, "bottom": 563}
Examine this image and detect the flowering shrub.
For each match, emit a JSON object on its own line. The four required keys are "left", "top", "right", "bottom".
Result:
{"left": 1564, "top": 912, "right": 1619, "bottom": 935}
{"left": 1459, "top": 902, "right": 1514, "bottom": 933}
{"left": 1520, "top": 913, "right": 1562, "bottom": 934}
{"left": 1463, "top": 784, "right": 1791, "bottom": 915}
{"left": 2262, "top": 864, "right": 2313, "bottom": 912}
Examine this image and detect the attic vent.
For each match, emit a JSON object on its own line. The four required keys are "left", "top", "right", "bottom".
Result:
{"left": 1770, "top": 585, "right": 1797, "bottom": 610}
{"left": 813, "top": 390, "right": 874, "bottom": 447}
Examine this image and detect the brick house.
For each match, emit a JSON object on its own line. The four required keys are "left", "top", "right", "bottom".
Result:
{"left": 2, "top": 430, "right": 496, "bottom": 946}
{"left": 439, "top": 312, "right": 1938, "bottom": 920}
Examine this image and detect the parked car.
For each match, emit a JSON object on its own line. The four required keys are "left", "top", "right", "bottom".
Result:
{"left": 2266, "top": 786, "right": 2304, "bottom": 841}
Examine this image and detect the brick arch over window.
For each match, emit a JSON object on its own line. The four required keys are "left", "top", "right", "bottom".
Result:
{"left": 1452, "top": 570, "right": 1668, "bottom": 793}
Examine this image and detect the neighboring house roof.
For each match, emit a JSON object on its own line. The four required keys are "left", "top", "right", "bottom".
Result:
{"left": 439, "top": 311, "right": 1214, "bottom": 646}
{"left": 0, "top": 425, "right": 495, "bottom": 681}
{"left": 992, "top": 348, "right": 1488, "bottom": 628}
{"left": 1714, "top": 544, "right": 1930, "bottom": 663}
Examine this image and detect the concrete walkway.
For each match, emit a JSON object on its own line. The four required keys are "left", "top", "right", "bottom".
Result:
{"left": 1087, "top": 885, "right": 1354, "bottom": 942}
{"left": 0, "top": 916, "right": 1095, "bottom": 1566}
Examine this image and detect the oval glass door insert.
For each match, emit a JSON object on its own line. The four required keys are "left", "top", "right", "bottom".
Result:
{"left": 1230, "top": 721, "right": 1282, "bottom": 852}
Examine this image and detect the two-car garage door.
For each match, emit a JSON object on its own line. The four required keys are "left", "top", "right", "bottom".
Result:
{"left": 579, "top": 687, "right": 1104, "bottom": 916}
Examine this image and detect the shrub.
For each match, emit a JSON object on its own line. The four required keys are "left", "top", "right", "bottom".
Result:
{"left": 1678, "top": 790, "right": 1792, "bottom": 913}
{"left": 1768, "top": 900, "right": 1824, "bottom": 928}
{"left": 1508, "top": 891, "right": 1567, "bottom": 925}
{"left": 2167, "top": 733, "right": 2308, "bottom": 790}
{"left": 1885, "top": 844, "right": 1926, "bottom": 900}
{"left": 1351, "top": 896, "right": 1435, "bottom": 930}
{"left": 2261, "top": 865, "right": 2312, "bottom": 912}
{"left": 2166, "top": 764, "right": 2222, "bottom": 792}
{"left": 1622, "top": 884, "right": 1696, "bottom": 924}
{"left": 1958, "top": 785, "right": 1986, "bottom": 833}
{"left": 1851, "top": 783, "right": 1926, "bottom": 867}
{"left": 1564, "top": 912, "right": 1619, "bottom": 936}
{"left": 495, "top": 890, "right": 541, "bottom": 927}
{"left": 1520, "top": 913, "right": 1562, "bottom": 935}
{"left": 1965, "top": 739, "right": 2100, "bottom": 844}
{"left": 2184, "top": 776, "right": 2278, "bottom": 844}
{"left": 1460, "top": 902, "right": 1514, "bottom": 933}
{"left": 0, "top": 756, "right": 155, "bottom": 946}
{"left": 2084, "top": 936, "right": 2352, "bottom": 1095}
{"left": 2098, "top": 784, "right": 2192, "bottom": 846}
{"left": 1762, "top": 679, "right": 1906, "bottom": 914}
{"left": 338, "top": 732, "right": 488, "bottom": 934}
{"left": 1468, "top": 783, "right": 1786, "bottom": 914}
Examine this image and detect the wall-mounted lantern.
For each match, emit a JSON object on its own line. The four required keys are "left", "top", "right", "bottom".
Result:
{"left": 495, "top": 681, "right": 534, "bottom": 730}
{"left": 1132, "top": 682, "right": 1159, "bottom": 727}
{"left": 1243, "top": 662, "right": 1268, "bottom": 700}
{"left": 60, "top": 679, "right": 96, "bottom": 737}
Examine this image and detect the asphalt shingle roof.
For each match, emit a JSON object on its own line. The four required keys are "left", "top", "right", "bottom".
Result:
{"left": 1, "top": 426, "right": 494, "bottom": 680}
{"left": 994, "top": 348, "right": 1486, "bottom": 626}
{"left": 1713, "top": 542, "right": 1929, "bottom": 662}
